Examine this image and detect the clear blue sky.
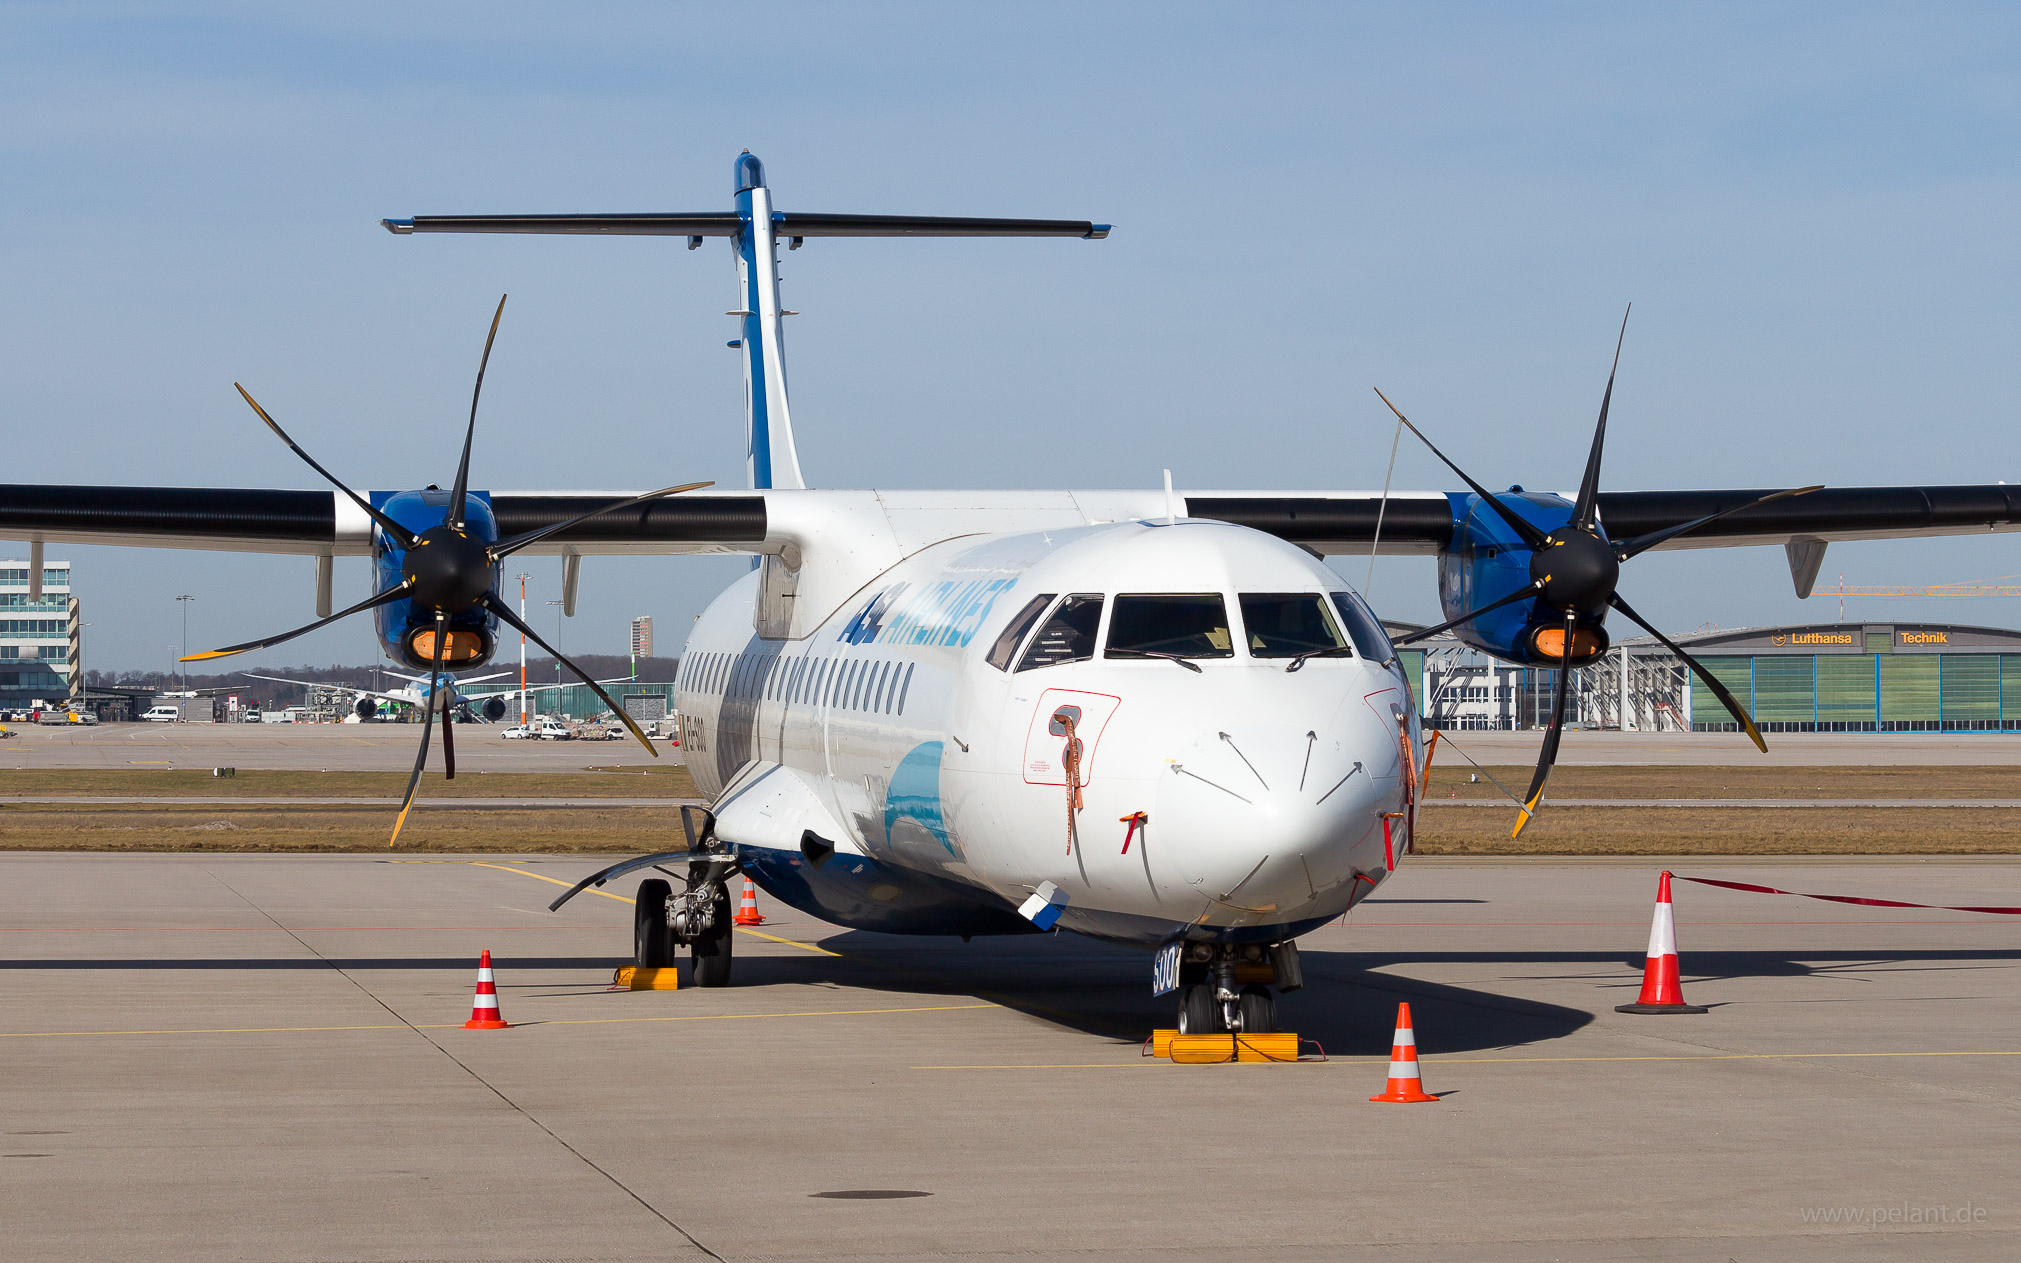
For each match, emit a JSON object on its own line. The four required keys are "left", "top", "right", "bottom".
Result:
{"left": 4, "top": 3, "right": 2018, "bottom": 671}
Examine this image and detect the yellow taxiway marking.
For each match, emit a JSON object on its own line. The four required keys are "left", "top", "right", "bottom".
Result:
{"left": 469, "top": 860, "right": 842, "bottom": 955}
{"left": 914, "top": 1049, "right": 2021, "bottom": 1070}
{"left": 2, "top": 1003, "right": 996, "bottom": 1041}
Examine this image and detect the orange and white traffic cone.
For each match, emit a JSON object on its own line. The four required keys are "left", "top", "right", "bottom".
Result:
{"left": 1615, "top": 871, "right": 1709, "bottom": 1015}
{"left": 1368, "top": 1001, "right": 1438, "bottom": 1103}
{"left": 462, "top": 949, "right": 510, "bottom": 1029}
{"left": 733, "top": 877, "right": 764, "bottom": 927}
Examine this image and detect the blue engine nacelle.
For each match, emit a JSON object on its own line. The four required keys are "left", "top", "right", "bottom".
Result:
{"left": 1435, "top": 490, "right": 1611, "bottom": 666}
{"left": 481, "top": 696, "right": 507, "bottom": 722}
{"left": 371, "top": 489, "right": 501, "bottom": 671}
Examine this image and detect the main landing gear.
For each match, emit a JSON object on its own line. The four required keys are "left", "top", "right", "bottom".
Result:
{"left": 634, "top": 869, "right": 736, "bottom": 987}
{"left": 1173, "top": 941, "right": 1303, "bottom": 1035}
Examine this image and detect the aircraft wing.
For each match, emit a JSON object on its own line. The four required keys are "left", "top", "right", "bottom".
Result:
{"left": 239, "top": 672, "right": 412, "bottom": 706}
{"left": 2, "top": 483, "right": 2016, "bottom": 559}
{"left": 0, "top": 486, "right": 768, "bottom": 557}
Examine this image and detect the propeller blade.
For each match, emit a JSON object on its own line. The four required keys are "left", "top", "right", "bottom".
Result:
{"left": 1571, "top": 305, "right": 1631, "bottom": 531}
{"left": 441, "top": 693, "right": 456, "bottom": 780}
{"left": 481, "top": 592, "right": 659, "bottom": 757}
{"left": 447, "top": 295, "right": 507, "bottom": 531}
{"left": 1512, "top": 610, "right": 1581, "bottom": 838}
{"left": 390, "top": 615, "right": 449, "bottom": 847}
{"left": 181, "top": 581, "right": 411, "bottom": 662}
{"left": 1613, "top": 485, "right": 1825, "bottom": 562}
{"left": 1609, "top": 591, "right": 1766, "bottom": 753}
{"left": 488, "top": 482, "right": 715, "bottom": 560}
{"left": 1374, "top": 388, "right": 1550, "bottom": 550}
{"left": 1393, "top": 580, "right": 1545, "bottom": 646}
{"left": 234, "top": 385, "right": 419, "bottom": 548}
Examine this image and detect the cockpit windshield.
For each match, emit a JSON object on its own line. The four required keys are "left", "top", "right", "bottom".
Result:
{"left": 1105, "top": 594, "right": 1234, "bottom": 660}
{"left": 1330, "top": 590, "right": 1396, "bottom": 663}
{"left": 1240, "top": 593, "right": 1350, "bottom": 658}
{"left": 1016, "top": 594, "right": 1103, "bottom": 670}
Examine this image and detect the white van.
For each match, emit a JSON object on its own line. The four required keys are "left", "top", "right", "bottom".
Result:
{"left": 535, "top": 718, "right": 572, "bottom": 740}
{"left": 141, "top": 705, "right": 182, "bottom": 723}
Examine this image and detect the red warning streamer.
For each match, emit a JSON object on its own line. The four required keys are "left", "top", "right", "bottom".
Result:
{"left": 1674, "top": 874, "right": 2021, "bottom": 916}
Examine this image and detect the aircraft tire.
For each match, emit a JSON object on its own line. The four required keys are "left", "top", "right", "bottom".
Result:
{"left": 634, "top": 878, "right": 673, "bottom": 969}
{"left": 1177, "top": 983, "right": 1219, "bottom": 1035}
{"left": 691, "top": 886, "right": 734, "bottom": 988}
{"left": 1236, "top": 985, "right": 1277, "bottom": 1034}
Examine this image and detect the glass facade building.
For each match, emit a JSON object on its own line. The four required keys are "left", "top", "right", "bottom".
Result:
{"left": 1685, "top": 623, "right": 2021, "bottom": 732}
{"left": 0, "top": 561, "right": 73, "bottom": 711}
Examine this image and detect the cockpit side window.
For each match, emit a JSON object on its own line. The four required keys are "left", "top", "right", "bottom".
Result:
{"left": 1240, "top": 593, "right": 1350, "bottom": 658}
{"left": 1330, "top": 591, "right": 1397, "bottom": 663}
{"left": 1016, "top": 594, "right": 1104, "bottom": 671}
{"left": 985, "top": 593, "right": 1057, "bottom": 671}
{"left": 1105, "top": 594, "right": 1234, "bottom": 660}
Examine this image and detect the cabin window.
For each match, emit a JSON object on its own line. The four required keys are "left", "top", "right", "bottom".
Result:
{"left": 1016, "top": 594, "right": 1104, "bottom": 671}
{"left": 874, "top": 662, "right": 893, "bottom": 712}
{"left": 1105, "top": 594, "right": 1233, "bottom": 660}
{"left": 1330, "top": 591, "right": 1397, "bottom": 663}
{"left": 985, "top": 593, "right": 1057, "bottom": 671}
{"left": 851, "top": 662, "right": 870, "bottom": 711}
{"left": 1239, "top": 593, "right": 1351, "bottom": 659}
{"left": 897, "top": 663, "right": 916, "bottom": 713}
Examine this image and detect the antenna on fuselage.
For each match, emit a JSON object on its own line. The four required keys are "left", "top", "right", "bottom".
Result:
{"left": 382, "top": 152, "right": 1111, "bottom": 493}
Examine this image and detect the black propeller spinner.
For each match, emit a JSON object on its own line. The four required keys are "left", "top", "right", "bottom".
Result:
{"left": 1378, "top": 307, "right": 1820, "bottom": 837}
{"left": 181, "top": 295, "right": 713, "bottom": 845}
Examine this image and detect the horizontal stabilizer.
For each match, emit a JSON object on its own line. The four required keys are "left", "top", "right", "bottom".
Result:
{"left": 383, "top": 214, "right": 742, "bottom": 236}
{"left": 383, "top": 213, "right": 1109, "bottom": 239}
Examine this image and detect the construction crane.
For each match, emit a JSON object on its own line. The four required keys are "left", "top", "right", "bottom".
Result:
{"left": 1824, "top": 575, "right": 2021, "bottom": 620}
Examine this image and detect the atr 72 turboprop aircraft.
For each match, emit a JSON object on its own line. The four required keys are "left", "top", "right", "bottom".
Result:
{"left": 6, "top": 152, "right": 2019, "bottom": 1031}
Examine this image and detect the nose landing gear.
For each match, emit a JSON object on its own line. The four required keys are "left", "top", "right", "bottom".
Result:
{"left": 1173, "top": 941, "right": 1301, "bottom": 1034}
{"left": 633, "top": 863, "right": 738, "bottom": 987}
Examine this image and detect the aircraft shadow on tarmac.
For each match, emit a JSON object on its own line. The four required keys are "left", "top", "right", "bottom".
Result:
{"left": 14, "top": 942, "right": 2013, "bottom": 1054}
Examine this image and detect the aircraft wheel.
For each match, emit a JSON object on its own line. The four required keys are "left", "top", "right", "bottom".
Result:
{"left": 634, "top": 878, "right": 673, "bottom": 969}
{"left": 1177, "top": 983, "right": 1220, "bottom": 1034}
{"left": 1236, "top": 985, "right": 1277, "bottom": 1034}
{"left": 691, "top": 885, "right": 734, "bottom": 987}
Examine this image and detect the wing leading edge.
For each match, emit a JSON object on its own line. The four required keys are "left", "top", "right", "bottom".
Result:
{"left": 2, "top": 484, "right": 2017, "bottom": 559}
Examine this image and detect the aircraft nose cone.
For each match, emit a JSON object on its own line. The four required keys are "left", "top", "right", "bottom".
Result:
{"left": 1154, "top": 721, "right": 1394, "bottom": 915}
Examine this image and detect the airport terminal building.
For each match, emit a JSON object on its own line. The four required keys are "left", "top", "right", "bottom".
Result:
{"left": 1412, "top": 621, "right": 2021, "bottom": 735}
{"left": 0, "top": 559, "right": 76, "bottom": 712}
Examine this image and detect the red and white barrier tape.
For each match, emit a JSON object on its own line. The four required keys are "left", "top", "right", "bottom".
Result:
{"left": 1673, "top": 874, "right": 2021, "bottom": 917}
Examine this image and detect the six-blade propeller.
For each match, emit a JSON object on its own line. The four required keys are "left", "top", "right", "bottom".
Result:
{"left": 181, "top": 295, "right": 713, "bottom": 845}
{"left": 1381, "top": 308, "right": 1820, "bottom": 837}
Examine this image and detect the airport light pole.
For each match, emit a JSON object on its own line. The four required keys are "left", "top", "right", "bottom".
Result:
{"left": 175, "top": 594, "right": 195, "bottom": 718}
{"left": 515, "top": 572, "right": 531, "bottom": 725}
{"left": 544, "top": 599, "right": 564, "bottom": 715}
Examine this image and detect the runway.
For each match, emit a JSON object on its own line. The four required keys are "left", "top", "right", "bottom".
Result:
{"left": 13, "top": 722, "right": 2021, "bottom": 772}
{"left": 3, "top": 852, "right": 2015, "bottom": 1261}
{"left": 1, "top": 722, "right": 681, "bottom": 770}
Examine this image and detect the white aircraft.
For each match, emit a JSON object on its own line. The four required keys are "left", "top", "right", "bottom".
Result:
{"left": 242, "top": 668, "right": 616, "bottom": 722}
{"left": 9, "top": 152, "right": 2020, "bottom": 1032}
